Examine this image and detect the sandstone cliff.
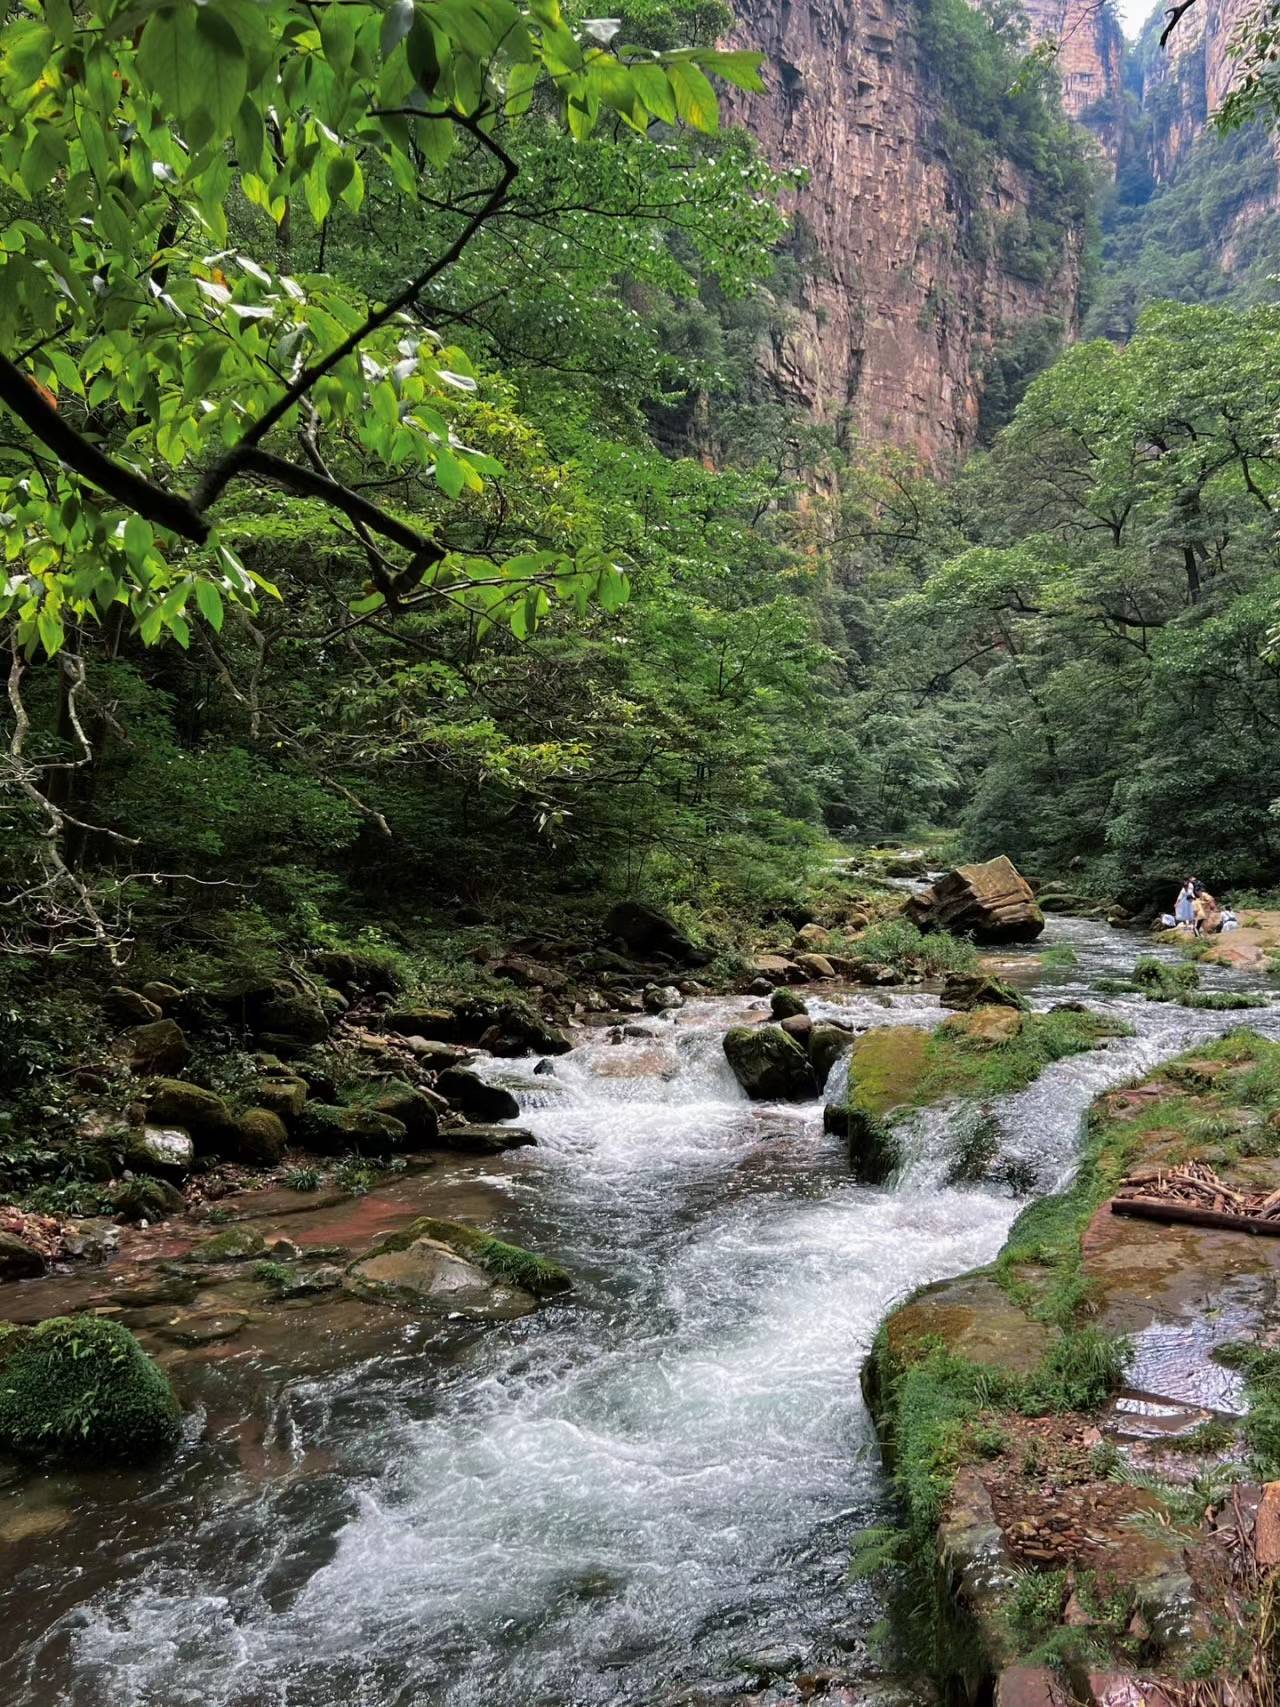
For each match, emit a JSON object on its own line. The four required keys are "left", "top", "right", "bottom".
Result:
{"left": 1020, "top": 0, "right": 1127, "bottom": 160}
{"left": 723, "top": 0, "right": 1089, "bottom": 464}
{"left": 1139, "top": 0, "right": 1255, "bottom": 179}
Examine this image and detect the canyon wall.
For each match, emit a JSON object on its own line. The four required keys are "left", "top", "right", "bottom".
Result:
{"left": 1021, "top": 0, "right": 1127, "bottom": 159}
{"left": 1139, "top": 0, "right": 1253, "bottom": 179}
{"left": 723, "top": 0, "right": 1092, "bottom": 464}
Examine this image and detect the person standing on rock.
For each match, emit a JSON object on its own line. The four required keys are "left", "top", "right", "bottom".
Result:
{"left": 1174, "top": 879, "right": 1196, "bottom": 931}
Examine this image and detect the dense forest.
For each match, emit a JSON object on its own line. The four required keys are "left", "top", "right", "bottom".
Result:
{"left": 2, "top": 0, "right": 1279, "bottom": 1044}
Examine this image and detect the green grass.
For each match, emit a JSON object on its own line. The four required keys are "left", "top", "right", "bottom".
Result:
{"left": 1038, "top": 945, "right": 1078, "bottom": 969}
{"left": 830, "top": 917, "right": 980, "bottom": 977}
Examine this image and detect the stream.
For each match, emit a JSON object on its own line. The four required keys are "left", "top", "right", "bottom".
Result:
{"left": 2, "top": 915, "right": 1278, "bottom": 1706}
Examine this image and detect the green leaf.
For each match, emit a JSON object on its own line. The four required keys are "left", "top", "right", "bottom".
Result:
{"left": 667, "top": 60, "right": 718, "bottom": 132}
{"left": 381, "top": 0, "right": 415, "bottom": 58}
{"left": 629, "top": 62, "right": 676, "bottom": 124}
{"left": 696, "top": 49, "right": 766, "bottom": 93}
{"left": 195, "top": 580, "right": 225, "bottom": 630}
{"left": 137, "top": 4, "right": 248, "bottom": 137}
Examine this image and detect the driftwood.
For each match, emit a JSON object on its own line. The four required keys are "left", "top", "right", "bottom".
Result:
{"left": 1110, "top": 1159, "right": 1280, "bottom": 1237}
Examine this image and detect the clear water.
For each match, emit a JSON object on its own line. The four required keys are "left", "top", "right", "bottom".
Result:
{"left": 3, "top": 917, "right": 1277, "bottom": 1706}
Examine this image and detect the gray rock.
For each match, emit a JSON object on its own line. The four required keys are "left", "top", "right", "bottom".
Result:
{"left": 0, "top": 1230, "right": 44, "bottom": 1280}
{"left": 441, "top": 1124, "right": 537, "bottom": 1155}
{"left": 126, "top": 1124, "right": 195, "bottom": 1180}
{"left": 435, "top": 1067, "right": 519, "bottom": 1123}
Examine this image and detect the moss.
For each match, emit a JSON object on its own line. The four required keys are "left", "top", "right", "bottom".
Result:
{"left": 1179, "top": 990, "right": 1268, "bottom": 1011}
{"left": 187, "top": 1224, "right": 266, "bottom": 1263}
{"left": 723, "top": 1024, "right": 817, "bottom": 1100}
{"left": 388, "top": 1217, "right": 572, "bottom": 1297}
{"left": 0, "top": 1315, "right": 180, "bottom": 1464}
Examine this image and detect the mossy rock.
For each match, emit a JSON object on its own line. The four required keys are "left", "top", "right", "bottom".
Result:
{"left": 383, "top": 1217, "right": 572, "bottom": 1298}
{"left": 296, "top": 1102, "right": 408, "bottom": 1156}
{"left": 111, "top": 1175, "right": 185, "bottom": 1223}
{"left": 723, "top": 1024, "right": 817, "bottom": 1101}
{"left": 0, "top": 1316, "right": 180, "bottom": 1465}
{"left": 939, "top": 1006, "right": 1024, "bottom": 1048}
{"left": 770, "top": 988, "right": 808, "bottom": 1021}
{"left": 434, "top": 1067, "right": 520, "bottom": 1122}
{"left": 809, "top": 1023, "right": 854, "bottom": 1090}
{"left": 360, "top": 1079, "right": 440, "bottom": 1143}
{"left": 187, "top": 1224, "right": 266, "bottom": 1263}
{"left": 123, "top": 1018, "right": 189, "bottom": 1074}
{"left": 249, "top": 986, "right": 329, "bottom": 1048}
{"left": 823, "top": 1100, "right": 901, "bottom": 1182}
{"left": 939, "top": 972, "right": 1029, "bottom": 1013}
{"left": 147, "top": 1079, "right": 238, "bottom": 1154}
{"left": 385, "top": 1005, "right": 457, "bottom": 1040}
{"left": 236, "top": 1108, "right": 288, "bottom": 1165}
{"left": 124, "top": 1124, "right": 194, "bottom": 1181}
{"left": 249, "top": 1076, "right": 308, "bottom": 1120}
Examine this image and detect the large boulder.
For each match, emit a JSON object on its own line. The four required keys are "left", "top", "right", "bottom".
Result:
{"left": 123, "top": 1018, "right": 189, "bottom": 1074}
{"left": 398, "top": 1217, "right": 571, "bottom": 1298}
{"left": 187, "top": 1224, "right": 266, "bottom": 1263}
{"left": 0, "top": 1229, "right": 45, "bottom": 1281}
{"left": 147, "top": 1080, "right": 239, "bottom": 1156}
{"left": 0, "top": 1316, "right": 180, "bottom": 1464}
{"left": 248, "top": 986, "right": 329, "bottom": 1049}
{"left": 111, "top": 1176, "right": 185, "bottom": 1223}
{"left": 296, "top": 1103, "right": 408, "bottom": 1156}
{"left": 905, "top": 856, "right": 1044, "bottom": 945}
{"left": 249, "top": 1075, "right": 308, "bottom": 1121}
{"left": 106, "top": 986, "right": 162, "bottom": 1024}
{"left": 236, "top": 1109, "right": 289, "bottom": 1165}
{"left": 939, "top": 972, "right": 1030, "bottom": 1013}
{"left": 809, "top": 1023, "right": 855, "bottom": 1090}
{"left": 770, "top": 987, "right": 808, "bottom": 1020}
{"left": 440, "top": 1124, "right": 537, "bottom": 1155}
{"left": 435, "top": 1067, "right": 520, "bottom": 1123}
{"left": 365, "top": 1081, "right": 439, "bottom": 1144}
{"left": 344, "top": 1230, "right": 541, "bottom": 1318}
{"left": 723, "top": 1025, "right": 817, "bottom": 1101}
{"left": 385, "top": 1005, "right": 458, "bottom": 1040}
{"left": 125, "top": 1124, "right": 195, "bottom": 1181}
{"left": 603, "top": 900, "right": 704, "bottom": 966}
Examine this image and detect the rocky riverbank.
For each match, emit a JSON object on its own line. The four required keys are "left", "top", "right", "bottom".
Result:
{"left": 864, "top": 1029, "right": 1280, "bottom": 1706}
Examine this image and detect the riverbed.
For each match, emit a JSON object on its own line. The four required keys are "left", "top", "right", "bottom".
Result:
{"left": 1, "top": 917, "right": 1275, "bottom": 1705}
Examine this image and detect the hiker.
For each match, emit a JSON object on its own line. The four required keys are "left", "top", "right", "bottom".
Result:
{"left": 1174, "top": 878, "right": 1196, "bottom": 930}
{"left": 1193, "top": 887, "right": 1222, "bottom": 935}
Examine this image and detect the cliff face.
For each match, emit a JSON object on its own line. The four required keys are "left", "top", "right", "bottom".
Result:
{"left": 1020, "top": 0, "right": 1127, "bottom": 160}
{"left": 1139, "top": 0, "right": 1254, "bottom": 179}
{"left": 723, "top": 0, "right": 1087, "bottom": 465}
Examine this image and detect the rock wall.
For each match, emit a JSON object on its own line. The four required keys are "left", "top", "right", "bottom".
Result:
{"left": 723, "top": 0, "right": 1087, "bottom": 465}
{"left": 1020, "top": 0, "right": 1127, "bottom": 160}
{"left": 1139, "top": 0, "right": 1255, "bottom": 179}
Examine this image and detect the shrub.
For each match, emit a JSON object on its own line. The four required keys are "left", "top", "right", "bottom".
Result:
{"left": 0, "top": 1316, "right": 180, "bottom": 1464}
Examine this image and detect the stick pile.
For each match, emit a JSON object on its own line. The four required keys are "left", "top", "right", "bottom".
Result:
{"left": 1111, "top": 1160, "right": 1280, "bottom": 1235}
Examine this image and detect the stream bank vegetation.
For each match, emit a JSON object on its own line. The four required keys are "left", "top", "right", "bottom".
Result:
{"left": 859, "top": 1028, "right": 1280, "bottom": 1701}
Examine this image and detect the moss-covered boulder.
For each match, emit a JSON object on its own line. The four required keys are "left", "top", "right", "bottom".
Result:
{"left": 111, "top": 1175, "right": 185, "bottom": 1222}
{"left": 940, "top": 1006, "right": 1024, "bottom": 1048}
{"left": 939, "top": 972, "right": 1029, "bottom": 1013}
{"left": 296, "top": 1102, "right": 408, "bottom": 1156}
{"left": 809, "top": 1023, "right": 854, "bottom": 1090}
{"left": 147, "top": 1080, "right": 239, "bottom": 1154}
{"left": 248, "top": 986, "right": 329, "bottom": 1049}
{"left": 123, "top": 1018, "right": 189, "bottom": 1074}
{"left": 385, "top": 1005, "right": 458, "bottom": 1040}
{"left": 125, "top": 1124, "right": 195, "bottom": 1181}
{"left": 249, "top": 1075, "right": 308, "bottom": 1120}
{"left": 434, "top": 1067, "right": 520, "bottom": 1122}
{"left": 770, "top": 988, "right": 808, "bottom": 1021}
{"left": 405, "top": 1218, "right": 571, "bottom": 1298}
{"left": 723, "top": 1024, "right": 817, "bottom": 1101}
{"left": 364, "top": 1080, "right": 439, "bottom": 1144}
{"left": 236, "top": 1108, "right": 288, "bottom": 1165}
{"left": 0, "top": 1316, "right": 180, "bottom": 1464}
{"left": 345, "top": 1232, "right": 538, "bottom": 1318}
{"left": 187, "top": 1224, "right": 266, "bottom": 1263}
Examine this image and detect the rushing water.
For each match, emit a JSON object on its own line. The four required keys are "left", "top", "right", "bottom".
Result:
{"left": 2, "top": 917, "right": 1278, "bottom": 1706}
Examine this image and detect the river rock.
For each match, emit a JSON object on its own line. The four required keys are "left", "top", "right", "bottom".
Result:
{"left": 366, "top": 1080, "right": 439, "bottom": 1143}
{"left": 111, "top": 1176, "right": 185, "bottom": 1223}
{"left": 0, "top": 1315, "right": 180, "bottom": 1465}
{"left": 809, "top": 1023, "right": 854, "bottom": 1089}
{"left": 297, "top": 1103, "right": 408, "bottom": 1156}
{"left": 403, "top": 1037, "right": 473, "bottom": 1067}
{"left": 940, "top": 972, "right": 1029, "bottom": 1012}
{"left": 123, "top": 1018, "right": 189, "bottom": 1074}
{"left": 0, "top": 1230, "right": 45, "bottom": 1281}
{"left": 344, "top": 1234, "right": 538, "bottom": 1319}
{"left": 792, "top": 923, "right": 832, "bottom": 951}
{"left": 941, "top": 1005, "right": 1024, "bottom": 1047}
{"left": 139, "top": 980, "right": 182, "bottom": 1008}
{"left": 155, "top": 1310, "right": 250, "bottom": 1346}
{"left": 643, "top": 984, "right": 683, "bottom": 1014}
{"left": 723, "top": 1024, "right": 817, "bottom": 1101}
{"left": 147, "top": 1080, "right": 239, "bottom": 1154}
{"left": 435, "top": 1067, "right": 519, "bottom": 1122}
{"left": 385, "top": 1006, "right": 457, "bottom": 1040}
{"left": 770, "top": 987, "right": 808, "bottom": 1020}
{"left": 905, "top": 856, "right": 1044, "bottom": 944}
{"left": 236, "top": 1108, "right": 289, "bottom": 1165}
{"left": 439, "top": 1124, "right": 537, "bottom": 1155}
{"left": 749, "top": 954, "right": 804, "bottom": 986}
{"left": 781, "top": 1014, "right": 813, "bottom": 1044}
{"left": 187, "top": 1225, "right": 265, "bottom": 1263}
{"left": 126, "top": 1124, "right": 195, "bottom": 1180}
{"left": 794, "top": 952, "right": 836, "bottom": 981}
{"left": 603, "top": 900, "right": 703, "bottom": 965}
